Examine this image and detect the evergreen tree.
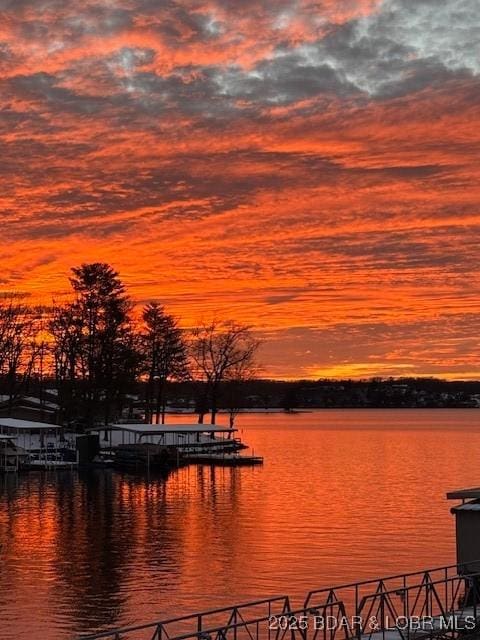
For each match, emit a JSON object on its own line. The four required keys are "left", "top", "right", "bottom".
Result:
{"left": 68, "top": 263, "right": 137, "bottom": 426}
{"left": 141, "top": 302, "right": 188, "bottom": 424}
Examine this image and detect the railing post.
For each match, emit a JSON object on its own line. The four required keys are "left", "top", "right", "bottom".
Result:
{"left": 356, "top": 585, "right": 361, "bottom": 640}
{"left": 268, "top": 600, "right": 272, "bottom": 640}
{"left": 474, "top": 577, "right": 478, "bottom": 623}
{"left": 405, "top": 582, "right": 410, "bottom": 640}
{"left": 444, "top": 568, "right": 448, "bottom": 614}
{"left": 380, "top": 586, "right": 385, "bottom": 640}
{"left": 425, "top": 579, "right": 432, "bottom": 616}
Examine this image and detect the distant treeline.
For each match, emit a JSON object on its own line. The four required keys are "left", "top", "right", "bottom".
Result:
{"left": 0, "top": 263, "right": 259, "bottom": 427}
{"left": 163, "top": 377, "right": 480, "bottom": 411}
{"left": 14, "top": 376, "right": 480, "bottom": 423}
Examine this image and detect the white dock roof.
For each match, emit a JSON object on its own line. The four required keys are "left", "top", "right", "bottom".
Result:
{"left": 108, "top": 423, "right": 236, "bottom": 434}
{"left": 0, "top": 418, "right": 60, "bottom": 431}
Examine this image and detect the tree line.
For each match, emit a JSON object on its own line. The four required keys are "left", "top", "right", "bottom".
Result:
{"left": 0, "top": 263, "right": 259, "bottom": 428}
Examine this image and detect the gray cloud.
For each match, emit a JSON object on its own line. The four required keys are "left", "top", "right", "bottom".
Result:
{"left": 320, "top": 0, "right": 480, "bottom": 96}
{"left": 238, "top": 0, "right": 480, "bottom": 101}
{"left": 1, "top": 0, "right": 478, "bottom": 115}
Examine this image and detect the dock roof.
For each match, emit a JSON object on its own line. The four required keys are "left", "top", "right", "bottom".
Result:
{"left": 108, "top": 423, "right": 236, "bottom": 434}
{"left": 446, "top": 487, "right": 480, "bottom": 500}
{"left": 0, "top": 418, "right": 60, "bottom": 431}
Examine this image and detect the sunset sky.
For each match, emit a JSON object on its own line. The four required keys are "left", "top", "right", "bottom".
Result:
{"left": 1, "top": 0, "right": 479, "bottom": 379}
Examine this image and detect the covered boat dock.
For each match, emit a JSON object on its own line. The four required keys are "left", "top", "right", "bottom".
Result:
{"left": 0, "top": 417, "right": 65, "bottom": 451}
{"left": 100, "top": 423, "right": 240, "bottom": 450}
{"left": 0, "top": 418, "right": 76, "bottom": 468}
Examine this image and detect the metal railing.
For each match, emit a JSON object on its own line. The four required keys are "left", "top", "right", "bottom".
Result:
{"left": 79, "top": 596, "right": 293, "bottom": 640}
{"left": 78, "top": 563, "right": 480, "bottom": 640}
{"left": 304, "top": 562, "right": 478, "bottom": 613}
{"left": 354, "top": 572, "right": 480, "bottom": 640}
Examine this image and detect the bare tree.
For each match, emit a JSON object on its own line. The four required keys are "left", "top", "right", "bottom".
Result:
{"left": 25, "top": 306, "right": 57, "bottom": 421}
{"left": 49, "top": 301, "right": 85, "bottom": 424}
{"left": 141, "top": 302, "right": 188, "bottom": 424}
{"left": 224, "top": 357, "right": 259, "bottom": 430}
{"left": 0, "top": 294, "right": 36, "bottom": 410}
{"left": 190, "top": 320, "right": 259, "bottom": 425}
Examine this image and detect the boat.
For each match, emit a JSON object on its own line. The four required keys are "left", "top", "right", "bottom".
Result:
{"left": 113, "top": 443, "right": 183, "bottom": 471}
{"left": 0, "top": 434, "right": 28, "bottom": 472}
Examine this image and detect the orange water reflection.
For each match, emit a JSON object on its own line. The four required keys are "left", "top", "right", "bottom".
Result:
{"left": 1, "top": 409, "right": 480, "bottom": 639}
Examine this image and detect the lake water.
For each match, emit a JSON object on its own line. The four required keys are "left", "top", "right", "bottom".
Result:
{"left": 1, "top": 409, "right": 480, "bottom": 639}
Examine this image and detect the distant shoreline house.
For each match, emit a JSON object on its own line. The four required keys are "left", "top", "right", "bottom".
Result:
{"left": 0, "top": 394, "right": 60, "bottom": 424}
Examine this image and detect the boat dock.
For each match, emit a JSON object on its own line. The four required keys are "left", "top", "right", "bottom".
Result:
{"left": 92, "top": 423, "right": 263, "bottom": 469}
{"left": 100, "top": 423, "right": 246, "bottom": 451}
{"left": 0, "top": 418, "right": 263, "bottom": 472}
{"left": 0, "top": 417, "right": 77, "bottom": 471}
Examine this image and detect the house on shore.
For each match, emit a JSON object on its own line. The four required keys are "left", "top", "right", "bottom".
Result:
{"left": 0, "top": 394, "right": 60, "bottom": 424}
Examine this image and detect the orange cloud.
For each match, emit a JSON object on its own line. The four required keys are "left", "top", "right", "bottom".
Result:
{"left": 1, "top": 0, "right": 479, "bottom": 379}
